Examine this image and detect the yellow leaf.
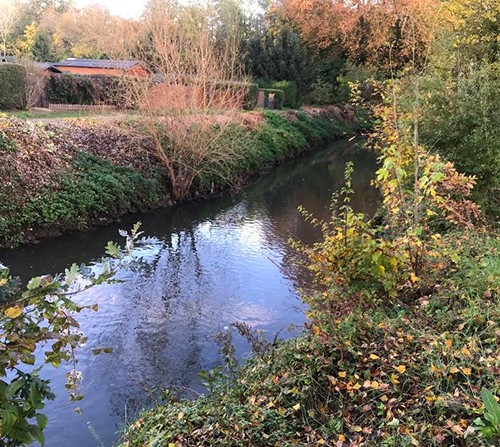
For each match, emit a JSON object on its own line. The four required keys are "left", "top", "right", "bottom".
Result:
{"left": 0, "top": 279, "right": 8, "bottom": 287}
{"left": 4, "top": 305, "right": 23, "bottom": 319}
{"left": 312, "top": 326, "right": 321, "bottom": 335}
{"left": 449, "top": 367, "right": 459, "bottom": 374}
{"left": 395, "top": 365, "right": 406, "bottom": 374}
{"left": 462, "top": 367, "right": 472, "bottom": 376}
{"left": 292, "top": 403, "right": 301, "bottom": 411}
{"left": 410, "top": 273, "right": 420, "bottom": 283}
{"left": 461, "top": 346, "right": 471, "bottom": 357}
{"left": 369, "top": 354, "right": 380, "bottom": 360}
{"left": 390, "top": 373, "right": 400, "bottom": 384}
{"left": 352, "top": 426, "right": 363, "bottom": 432}
{"left": 430, "top": 364, "right": 441, "bottom": 374}
{"left": 371, "top": 381, "right": 380, "bottom": 390}
{"left": 338, "top": 371, "right": 347, "bottom": 378}
{"left": 445, "top": 339, "right": 453, "bottom": 350}
{"left": 338, "top": 434, "right": 346, "bottom": 441}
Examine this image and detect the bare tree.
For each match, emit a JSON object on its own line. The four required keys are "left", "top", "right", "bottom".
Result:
{"left": 0, "top": 0, "right": 17, "bottom": 57}
{"left": 126, "top": 0, "right": 255, "bottom": 202}
{"left": 18, "top": 58, "right": 49, "bottom": 108}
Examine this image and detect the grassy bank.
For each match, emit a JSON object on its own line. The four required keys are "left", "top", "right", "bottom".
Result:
{"left": 119, "top": 231, "right": 499, "bottom": 447}
{"left": 0, "top": 106, "right": 367, "bottom": 248}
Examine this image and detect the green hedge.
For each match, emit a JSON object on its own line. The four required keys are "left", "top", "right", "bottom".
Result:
{"left": 258, "top": 80, "right": 299, "bottom": 108}
{"left": 212, "top": 81, "right": 259, "bottom": 110}
{"left": 46, "top": 74, "right": 122, "bottom": 105}
{"left": 0, "top": 64, "right": 27, "bottom": 110}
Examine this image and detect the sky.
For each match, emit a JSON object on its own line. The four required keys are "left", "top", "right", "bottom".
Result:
{"left": 74, "top": 0, "right": 148, "bottom": 18}
{"left": 73, "top": 0, "right": 262, "bottom": 19}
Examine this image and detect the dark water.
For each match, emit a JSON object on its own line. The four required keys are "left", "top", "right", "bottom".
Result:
{"left": 0, "top": 139, "right": 378, "bottom": 447}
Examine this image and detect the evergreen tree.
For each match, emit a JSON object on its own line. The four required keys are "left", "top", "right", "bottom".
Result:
{"left": 31, "top": 33, "right": 55, "bottom": 61}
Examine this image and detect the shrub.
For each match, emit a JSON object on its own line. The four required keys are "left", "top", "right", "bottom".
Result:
{"left": 309, "top": 77, "right": 335, "bottom": 105}
{"left": 0, "top": 64, "right": 27, "bottom": 110}
{"left": 212, "top": 81, "right": 259, "bottom": 110}
{"left": 118, "top": 232, "right": 499, "bottom": 447}
{"left": 420, "top": 62, "right": 500, "bottom": 218}
{"left": 46, "top": 74, "right": 121, "bottom": 105}
{"left": 273, "top": 81, "right": 299, "bottom": 108}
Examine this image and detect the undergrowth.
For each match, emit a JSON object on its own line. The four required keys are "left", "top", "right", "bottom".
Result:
{"left": 0, "top": 152, "right": 163, "bottom": 247}
{"left": 119, "top": 232, "right": 499, "bottom": 447}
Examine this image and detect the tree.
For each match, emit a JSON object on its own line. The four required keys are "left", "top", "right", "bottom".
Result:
{"left": 31, "top": 33, "right": 55, "bottom": 61}
{"left": 245, "top": 13, "right": 312, "bottom": 90}
{"left": 278, "top": 0, "right": 442, "bottom": 72}
{"left": 128, "top": 0, "right": 253, "bottom": 202}
{"left": 0, "top": 0, "right": 17, "bottom": 57}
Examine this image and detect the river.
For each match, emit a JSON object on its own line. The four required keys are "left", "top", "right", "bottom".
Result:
{"left": 0, "top": 138, "right": 378, "bottom": 447}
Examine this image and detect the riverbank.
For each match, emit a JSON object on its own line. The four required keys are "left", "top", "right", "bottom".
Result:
{"left": 0, "top": 105, "right": 368, "bottom": 248}
{"left": 119, "top": 230, "right": 499, "bottom": 447}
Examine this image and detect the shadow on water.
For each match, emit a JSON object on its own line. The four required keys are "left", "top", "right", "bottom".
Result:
{"left": 0, "top": 138, "right": 379, "bottom": 447}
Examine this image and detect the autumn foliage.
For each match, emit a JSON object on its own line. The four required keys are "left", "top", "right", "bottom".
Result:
{"left": 278, "top": 0, "right": 442, "bottom": 70}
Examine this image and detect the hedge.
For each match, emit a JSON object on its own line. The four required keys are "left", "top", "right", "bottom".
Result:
{"left": 258, "top": 80, "right": 299, "bottom": 108}
{"left": 0, "top": 64, "right": 27, "bottom": 110}
{"left": 46, "top": 74, "right": 122, "bottom": 105}
{"left": 212, "top": 81, "right": 259, "bottom": 110}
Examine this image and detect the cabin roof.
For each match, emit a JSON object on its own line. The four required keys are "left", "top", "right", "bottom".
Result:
{"left": 53, "top": 58, "right": 143, "bottom": 70}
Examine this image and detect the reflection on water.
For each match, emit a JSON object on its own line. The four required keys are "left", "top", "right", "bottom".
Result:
{"left": 0, "top": 138, "right": 378, "bottom": 446}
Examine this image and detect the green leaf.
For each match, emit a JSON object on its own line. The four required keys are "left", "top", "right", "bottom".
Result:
{"left": 482, "top": 388, "right": 500, "bottom": 427}
{"left": 1, "top": 407, "right": 18, "bottom": 434}
{"left": 5, "top": 379, "right": 25, "bottom": 400}
{"left": 65, "top": 263, "right": 80, "bottom": 285}
{"left": 36, "top": 413, "right": 48, "bottom": 430}
{"left": 105, "top": 241, "right": 120, "bottom": 258}
{"left": 26, "top": 277, "right": 42, "bottom": 290}
{"left": 28, "top": 424, "right": 45, "bottom": 446}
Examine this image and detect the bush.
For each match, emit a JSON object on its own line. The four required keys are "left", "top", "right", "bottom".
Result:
{"left": 0, "top": 64, "right": 27, "bottom": 110}
{"left": 309, "top": 77, "right": 335, "bottom": 105}
{"left": 46, "top": 74, "right": 121, "bottom": 105}
{"left": 420, "top": 62, "right": 500, "bottom": 218}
